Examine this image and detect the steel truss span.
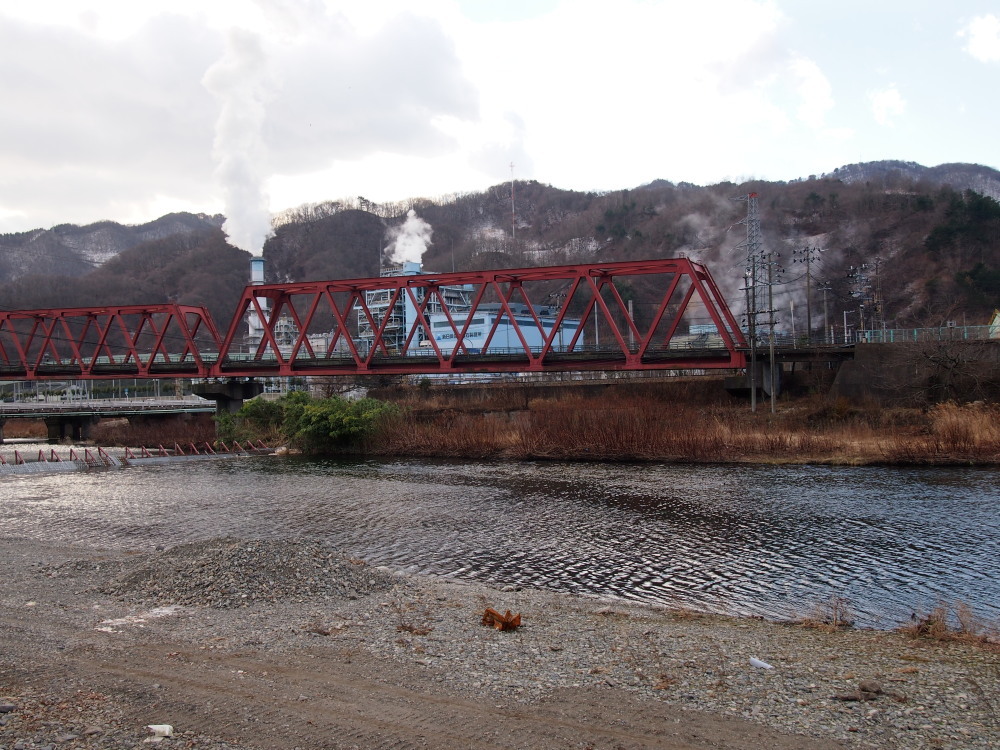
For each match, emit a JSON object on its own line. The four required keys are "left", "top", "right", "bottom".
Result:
{"left": 0, "top": 259, "right": 747, "bottom": 380}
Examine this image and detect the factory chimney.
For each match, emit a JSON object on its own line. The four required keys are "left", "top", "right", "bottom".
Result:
{"left": 246, "top": 257, "right": 270, "bottom": 346}
{"left": 250, "top": 257, "right": 265, "bottom": 285}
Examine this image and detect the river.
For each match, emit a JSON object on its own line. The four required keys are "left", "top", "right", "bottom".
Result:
{"left": 2, "top": 452, "right": 997, "bottom": 629}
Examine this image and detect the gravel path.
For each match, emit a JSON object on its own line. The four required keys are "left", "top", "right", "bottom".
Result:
{"left": 1, "top": 536, "right": 997, "bottom": 749}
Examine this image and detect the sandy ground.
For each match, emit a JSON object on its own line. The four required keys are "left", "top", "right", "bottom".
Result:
{"left": 3, "top": 538, "right": 997, "bottom": 749}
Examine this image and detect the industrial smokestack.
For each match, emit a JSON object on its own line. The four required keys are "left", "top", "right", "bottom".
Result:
{"left": 250, "top": 257, "right": 265, "bottom": 285}
{"left": 247, "top": 257, "right": 269, "bottom": 345}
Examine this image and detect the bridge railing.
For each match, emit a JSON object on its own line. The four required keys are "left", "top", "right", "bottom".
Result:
{"left": 858, "top": 325, "right": 998, "bottom": 344}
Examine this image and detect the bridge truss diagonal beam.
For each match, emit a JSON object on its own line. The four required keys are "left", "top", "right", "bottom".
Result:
{"left": 1, "top": 259, "right": 747, "bottom": 380}
{"left": 0, "top": 305, "right": 221, "bottom": 380}
{"left": 215, "top": 258, "right": 748, "bottom": 378}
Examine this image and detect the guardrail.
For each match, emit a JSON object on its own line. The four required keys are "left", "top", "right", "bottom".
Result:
{"left": 0, "top": 398, "right": 214, "bottom": 415}
{"left": 858, "top": 325, "right": 998, "bottom": 344}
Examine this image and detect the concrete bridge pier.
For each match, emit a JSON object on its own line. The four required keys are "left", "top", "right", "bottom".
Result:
{"left": 44, "top": 415, "right": 99, "bottom": 443}
{"left": 724, "top": 362, "right": 783, "bottom": 397}
{"left": 192, "top": 379, "right": 265, "bottom": 416}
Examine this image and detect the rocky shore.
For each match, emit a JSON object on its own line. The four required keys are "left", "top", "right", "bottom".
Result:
{"left": 1, "top": 537, "right": 998, "bottom": 749}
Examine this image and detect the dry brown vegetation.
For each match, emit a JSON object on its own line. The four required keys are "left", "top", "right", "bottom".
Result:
{"left": 2, "top": 415, "right": 217, "bottom": 447}
{"left": 6, "top": 381, "right": 999, "bottom": 466}
{"left": 2, "top": 419, "right": 47, "bottom": 439}
{"left": 796, "top": 595, "right": 856, "bottom": 632}
{"left": 368, "top": 381, "right": 1000, "bottom": 465}
{"left": 89, "top": 415, "right": 218, "bottom": 448}
{"left": 897, "top": 602, "right": 1000, "bottom": 650}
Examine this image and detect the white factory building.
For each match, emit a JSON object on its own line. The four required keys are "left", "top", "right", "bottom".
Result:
{"left": 357, "top": 262, "right": 579, "bottom": 355}
{"left": 427, "top": 304, "right": 579, "bottom": 354}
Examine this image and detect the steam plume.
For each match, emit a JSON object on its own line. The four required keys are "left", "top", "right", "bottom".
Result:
{"left": 202, "top": 28, "right": 274, "bottom": 256}
{"left": 387, "top": 210, "right": 432, "bottom": 264}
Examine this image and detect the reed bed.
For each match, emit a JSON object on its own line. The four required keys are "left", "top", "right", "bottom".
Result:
{"left": 879, "top": 402, "right": 1000, "bottom": 463}
{"left": 8, "top": 383, "right": 998, "bottom": 466}
{"left": 2, "top": 415, "right": 217, "bottom": 447}
{"left": 368, "top": 391, "right": 1000, "bottom": 465}
{"left": 1, "top": 419, "right": 47, "bottom": 439}
{"left": 89, "top": 415, "right": 218, "bottom": 448}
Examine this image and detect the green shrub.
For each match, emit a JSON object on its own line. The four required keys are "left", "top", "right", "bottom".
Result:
{"left": 285, "top": 396, "right": 400, "bottom": 453}
{"left": 216, "top": 391, "right": 399, "bottom": 454}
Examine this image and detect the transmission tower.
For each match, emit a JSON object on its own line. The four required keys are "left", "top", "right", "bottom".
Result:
{"left": 509, "top": 161, "right": 516, "bottom": 243}
{"left": 735, "top": 193, "right": 764, "bottom": 411}
{"left": 871, "top": 257, "right": 886, "bottom": 333}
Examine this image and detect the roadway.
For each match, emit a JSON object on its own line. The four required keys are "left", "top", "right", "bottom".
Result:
{"left": 0, "top": 397, "right": 216, "bottom": 419}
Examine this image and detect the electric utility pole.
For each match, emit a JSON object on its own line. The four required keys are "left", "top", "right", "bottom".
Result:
{"left": 735, "top": 192, "right": 762, "bottom": 413}
{"left": 793, "top": 246, "right": 822, "bottom": 342}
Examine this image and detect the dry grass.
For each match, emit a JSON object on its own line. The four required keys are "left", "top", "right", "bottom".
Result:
{"left": 928, "top": 402, "right": 1000, "bottom": 454}
{"left": 799, "top": 595, "right": 855, "bottom": 632}
{"left": 897, "top": 602, "right": 999, "bottom": 649}
{"left": 2, "top": 419, "right": 47, "bottom": 439}
{"left": 90, "top": 414, "right": 217, "bottom": 448}
{"left": 372, "top": 411, "right": 524, "bottom": 458}
{"left": 880, "top": 402, "right": 1000, "bottom": 463}
{"left": 365, "top": 388, "right": 1000, "bottom": 466}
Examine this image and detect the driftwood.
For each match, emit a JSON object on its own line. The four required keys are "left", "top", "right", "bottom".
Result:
{"left": 481, "top": 608, "right": 521, "bottom": 631}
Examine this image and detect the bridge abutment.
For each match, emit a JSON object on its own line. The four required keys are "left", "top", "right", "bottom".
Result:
{"left": 723, "top": 362, "right": 784, "bottom": 398}
{"left": 192, "top": 380, "right": 265, "bottom": 416}
{"left": 43, "top": 415, "right": 99, "bottom": 443}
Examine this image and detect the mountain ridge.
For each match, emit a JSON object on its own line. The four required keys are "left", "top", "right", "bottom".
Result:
{"left": 1, "top": 161, "right": 997, "bottom": 333}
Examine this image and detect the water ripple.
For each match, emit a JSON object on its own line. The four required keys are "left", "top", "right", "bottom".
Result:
{"left": 3, "top": 454, "right": 999, "bottom": 627}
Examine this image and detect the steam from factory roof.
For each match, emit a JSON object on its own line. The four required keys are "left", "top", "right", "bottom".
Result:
{"left": 387, "top": 210, "right": 432, "bottom": 265}
{"left": 202, "top": 27, "right": 274, "bottom": 257}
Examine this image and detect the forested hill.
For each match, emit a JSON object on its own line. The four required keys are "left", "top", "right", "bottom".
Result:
{"left": 1, "top": 161, "right": 998, "bottom": 333}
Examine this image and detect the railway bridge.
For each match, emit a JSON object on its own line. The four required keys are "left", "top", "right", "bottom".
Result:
{"left": 0, "top": 259, "right": 750, "bottom": 388}
{"left": 7, "top": 257, "right": 994, "bottom": 419}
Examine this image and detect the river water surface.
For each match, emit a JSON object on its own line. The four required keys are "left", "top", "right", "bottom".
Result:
{"left": 3, "top": 453, "right": 997, "bottom": 628}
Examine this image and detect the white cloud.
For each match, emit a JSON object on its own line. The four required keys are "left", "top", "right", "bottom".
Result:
{"left": 0, "top": 3, "right": 480, "bottom": 232}
{"left": 452, "top": 0, "right": 792, "bottom": 190}
{"left": 788, "top": 55, "right": 834, "bottom": 128}
{"left": 869, "top": 85, "right": 906, "bottom": 127}
{"left": 1, "top": 1, "right": 996, "bottom": 234}
{"left": 959, "top": 14, "right": 1000, "bottom": 63}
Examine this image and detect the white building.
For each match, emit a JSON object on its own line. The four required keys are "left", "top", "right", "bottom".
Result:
{"left": 355, "top": 262, "right": 580, "bottom": 356}
{"left": 428, "top": 303, "right": 579, "bottom": 354}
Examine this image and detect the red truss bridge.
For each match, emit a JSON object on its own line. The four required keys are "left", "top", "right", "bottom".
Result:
{"left": 0, "top": 258, "right": 747, "bottom": 381}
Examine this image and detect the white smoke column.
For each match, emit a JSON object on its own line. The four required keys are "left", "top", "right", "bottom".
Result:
{"left": 202, "top": 28, "right": 274, "bottom": 256}
{"left": 387, "top": 210, "right": 433, "bottom": 264}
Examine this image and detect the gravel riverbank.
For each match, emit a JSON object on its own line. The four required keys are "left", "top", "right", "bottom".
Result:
{"left": 1, "top": 536, "right": 997, "bottom": 749}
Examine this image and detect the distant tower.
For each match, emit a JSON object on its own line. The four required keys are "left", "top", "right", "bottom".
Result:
{"left": 735, "top": 192, "right": 764, "bottom": 412}
{"left": 746, "top": 193, "right": 762, "bottom": 337}
{"left": 510, "top": 161, "right": 516, "bottom": 242}
{"left": 247, "top": 257, "right": 269, "bottom": 347}
{"left": 738, "top": 192, "right": 762, "bottom": 343}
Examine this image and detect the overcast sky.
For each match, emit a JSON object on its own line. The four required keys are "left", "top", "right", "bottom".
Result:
{"left": 1, "top": 0, "right": 998, "bottom": 252}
